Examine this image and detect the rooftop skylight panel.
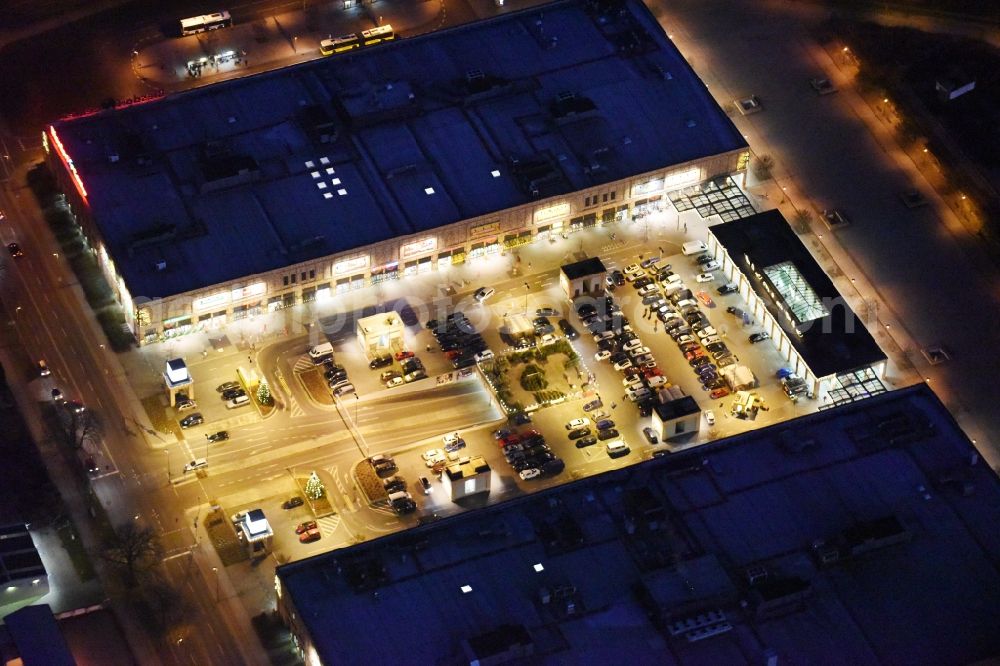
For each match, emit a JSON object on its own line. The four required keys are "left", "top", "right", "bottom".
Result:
{"left": 425, "top": 187, "right": 435, "bottom": 195}
{"left": 337, "top": 188, "right": 347, "bottom": 196}
{"left": 320, "top": 157, "right": 330, "bottom": 165}
{"left": 316, "top": 182, "right": 327, "bottom": 189}
{"left": 323, "top": 192, "right": 333, "bottom": 199}
{"left": 311, "top": 171, "right": 321, "bottom": 179}
{"left": 305, "top": 160, "right": 315, "bottom": 168}
{"left": 763, "top": 261, "right": 828, "bottom": 323}
{"left": 491, "top": 169, "right": 501, "bottom": 178}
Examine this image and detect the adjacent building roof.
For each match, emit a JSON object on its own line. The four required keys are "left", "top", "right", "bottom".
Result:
{"left": 560, "top": 256, "right": 607, "bottom": 280}
{"left": 710, "top": 210, "right": 886, "bottom": 378}
{"left": 50, "top": 0, "right": 746, "bottom": 300}
{"left": 279, "top": 384, "right": 1000, "bottom": 665}
{"left": 652, "top": 394, "right": 700, "bottom": 421}
{"left": 2, "top": 605, "right": 74, "bottom": 666}
{"left": 0, "top": 524, "right": 45, "bottom": 585}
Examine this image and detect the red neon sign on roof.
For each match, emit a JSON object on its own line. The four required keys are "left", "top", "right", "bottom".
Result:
{"left": 48, "top": 126, "right": 88, "bottom": 200}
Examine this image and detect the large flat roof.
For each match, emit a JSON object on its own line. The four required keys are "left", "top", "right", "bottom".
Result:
{"left": 278, "top": 385, "right": 1000, "bottom": 665}
{"left": 710, "top": 210, "right": 886, "bottom": 378}
{"left": 51, "top": 0, "right": 746, "bottom": 299}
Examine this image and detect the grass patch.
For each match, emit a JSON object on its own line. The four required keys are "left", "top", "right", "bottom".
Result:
{"left": 140, "top": 395, "right": 176, "bottom": 435}
{"left": 57, "top": 519, "right": 97, "bottom": 581}
{"left": 355, "top": 462, "right": 387, "bottom": 504}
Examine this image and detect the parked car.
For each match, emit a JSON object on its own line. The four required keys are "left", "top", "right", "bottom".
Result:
{"left": 391, "top": 498, "right": 417, "bottom": 514}
{"left": 749, "top": 332, "right": 770, "bottom": 343}
{"left": 568, "top": 427, "right": 591, "bottom": 440}
{"left": 597, "top": 428, "right": 620, "bottom": 441}
{"left": 558, "top": 319, "right": 579, "bottom": 339}
{"left": 519, "top": 468, "right": 541, "bottom": 481}
{"left": 444, "top": 438, "right": 466, "bottom": 453}
{"left": 710, "top": 387, "right": 731, "bottom": 399}
{"left": 38, "top": 360, "right": 51, "bottom": 377}
{"left": 84, "top": 457, "right": 99, "bottom": 474}
{"left": 643, "top": 427, "right": 658, "bottom": 444}
{"left": 6, "top": 242, "right": 24, "bottom": 257}
{"left": 385, "top": 376, "right": 404, "bottom": 388}
{"left": 565, "top": 418, "right": 590, "bottom": 430}
{"left": 394, "top": 350, "right": 415, "bottom": 361}
{"left": 717, "top": 284, "right": 739, "bottom": 295}
{"left": 704, "top": 410, "right": 716, "bottom": 426}
{"left": 383, "top": 476, "right": 406, "bottom": 493}
{"left": 594, "top": 350, "right": 611, "bottom": 362}
{"left": 695, "top": 273, "right": 714, "bottom": 283}
{"left": 51, "top": 388, "right": 64, "bottom": 402}
{"left": 282, "top": 496, "right": 305, "bottom": 509}
{"left": 701, "top": 260, "right": 721, "bottom": 271}
{"left": 206, "top": 431, "right": 229, "bottom": 443}
{"left": 613, "top": 358, "right": 633, "bottom": 371}
{"left": 473, "top": 287, "right": 495, "bottom": 303}
{"left": 575, "top": 436, "right": 598, "bottom": 448}
{"left": 606, "top": 439, "right": 630, "bottom": 458}
{"left": 180, "top": 413, "right": 204, "bottom": 429}
{"left": 583, "top": 399, "right": 602, "bottom": 412}
{"left": 369, "top": 355, "right": 393, "bottom": 369}
{"left": 596, "top": 419, "right": 615, "bottom": 430}
{"left": 295, "top": 521, "right": 318, "bottom": 534}
{"left": 298, "top": 528, "right": 321, "bottom": 543}
{"left": 535, "top": 307, "right": 558, "bottom": 317}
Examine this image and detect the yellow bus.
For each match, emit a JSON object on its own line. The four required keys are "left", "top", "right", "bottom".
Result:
{"left": 320, "top": 34, "right": 361, "bottom": 56}
{"left": 360, "top": 25, "right": 395, "bottom": 46}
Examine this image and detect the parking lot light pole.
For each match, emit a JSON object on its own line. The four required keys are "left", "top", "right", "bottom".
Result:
{"left": 524, "top": 282, "right": 530, "bottom": 314}
{"left": 213, "top": 566, "right": 220, "bottom": 601}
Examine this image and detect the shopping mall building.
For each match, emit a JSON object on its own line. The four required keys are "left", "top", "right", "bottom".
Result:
{"left": 45, "top": 0, "right": 748, "bottom": 345}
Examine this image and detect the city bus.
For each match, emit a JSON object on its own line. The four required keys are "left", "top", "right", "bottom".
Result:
{"left": 320, "top": 34, "right": 361, "bottom": 56}
{"left": 360, "top": 25, "right": 395, "bottom": 46}
{"left": 179, "top": 11, "right": 233, "bottom": 36}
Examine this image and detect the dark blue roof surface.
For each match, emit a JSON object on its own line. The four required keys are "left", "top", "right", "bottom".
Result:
{"left": 52, "top": 0, "right": 746, "bottom": 299}
{"left": 4, "top": 605, "right": 75, "bottom": 666}
{"left": 279, "top": 385, "right": 1000, "bottom": 665}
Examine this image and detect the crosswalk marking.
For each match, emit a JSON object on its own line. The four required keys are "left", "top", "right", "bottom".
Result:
{"left": 293, "top": 356, "right": 315, "bottom": 373}
{"left": 288, "top": 395, "right": 305, "bottom": 417}
{"left": 316, "top": 514, "right": 341, "bottom": 536}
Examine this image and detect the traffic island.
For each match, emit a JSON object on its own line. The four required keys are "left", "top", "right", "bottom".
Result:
{"left": 296, "top": 367, "right": 334, "bottom": 406}
{"left": 353, "top": 460, "right": 389, "bottom": 505}
{"left": 204, "top": 507, "right": 250, "bottom": 566}
{"left": 292, "top": 471, "right": 336, "bottom": 518}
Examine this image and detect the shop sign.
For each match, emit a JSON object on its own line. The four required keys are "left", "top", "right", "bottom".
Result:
{"left": 664, "top": 166, "right": 701, "bottom": 189}
{"left": 533, "top": 202, "right": 570, "bottom": 224}
{"left": 469, "top": 221, "right": 500, "bottom": 238}
{"left": 194, "top": 292, "right": 230, "bottom": 311}
{"left": 334, "top": 255, "right": 369, "bottom": 275}
{"left": 632, "top": 178, "right": 664, "bottom": 197}
{"left": 231, "top": 282, "right": 266, "bottom": 301}
{"left": 400, "top": 237, "right": 437, "bottom": 259}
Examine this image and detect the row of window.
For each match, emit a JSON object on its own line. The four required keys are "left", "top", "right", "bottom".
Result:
{"left": 282, "top": 269, "right": 317, "bottom": 287}
{"left": 583, "top": 191, "right": 617, "bottom": 208}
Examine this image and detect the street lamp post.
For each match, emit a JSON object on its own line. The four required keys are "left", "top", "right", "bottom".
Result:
{"left": 165, "top": 449, "right": 170, "bottom": 482}
{"left": 212, "top": 566, "right": 220, "bottom": 601}
{"left": 524, "top": 282, "right": 530, "bottom": 314}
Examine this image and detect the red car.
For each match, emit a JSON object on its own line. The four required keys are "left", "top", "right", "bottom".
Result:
{"left": 299, "top": 528, "right": 321, "bottom": 544}
{"left": 696, "top": 291, "right": 715, "bottom": 308}
{"left": 500, "top": 434, "right": 522, "bottom": 448}
{"left": 395, "top": 350, "right": 415, "bottom": 361}
{"left": 710, "top": 387, "right": 730, "bottom": 399}
{"left": 295, "top": 520, "right": 318, "bottom": 534}
{"left": 643, "top": 368, "right": 663, "bottom": 378}
{"left": 685, "top": 349, "right": 706, "bottom": 361}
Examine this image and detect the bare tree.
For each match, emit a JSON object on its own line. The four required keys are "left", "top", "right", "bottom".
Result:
{"left": 792, "top": 210, "right": 813, "bottom": 234}
{"left": 102, "top": 523, "right": 162, "bottom": 587}
{"left": 58, "top": 407, "right": 100, "bottom": 451}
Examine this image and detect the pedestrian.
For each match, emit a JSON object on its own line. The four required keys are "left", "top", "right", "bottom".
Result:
{"left": 683, "top": 223, "right": 688, "bottom": 233}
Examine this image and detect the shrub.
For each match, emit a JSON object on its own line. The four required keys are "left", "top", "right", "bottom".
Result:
{"left": 519, "top": 364, "right": 548, "bottom": 391}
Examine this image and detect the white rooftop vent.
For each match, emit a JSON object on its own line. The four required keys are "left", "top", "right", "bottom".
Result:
{"left": 155, "top": 261, "right": 167, "bottom": 271}
{"left": 686, "top": 119, "right": 697, "bottom": 128}
{"left": 331, "top": 178, "right": 341, "bottom": 185}
{"left": 466, "top": 69, "right": 485, "bottom": 81}
{"left": 622, "top": 136, "right": 632, "bottom": 145}
{"left": 323, "top": 192, "right": 333, "bottom": 199}
{"left": 491, "top": 169, "right": 501, "bottom": 178}
{"left": 108, "top": 153, "right": 119, "bottom": 163}
{"left": 424, "top": 187, "right": 435, "bottom": 195}
{"left": 325, "top": 167, "right": 335, "bottom": 175}
{"left": 311, "top": 171, "right": 321, "bottom": 179}
{"left": 460, "top": 585, "right": 473, "bottom": 594}
{"left": 305, "top": 160, "right": 315, "bottom": 168}
{"left": 320, "top": 157, "right": 330, "bottom": 165}
{"left": 316, "top": 182, "right": 327, "bottom": 189}
{"left": 227, "top": 116, "right": 237, "bottom": 124}
{"left": 533, "top": 563, "right": 544, "bottom": 572}
{"left": 337, "top": 188, "right": 347, "bottom": 196}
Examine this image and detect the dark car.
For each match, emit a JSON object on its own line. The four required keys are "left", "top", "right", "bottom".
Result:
{"left": 325, "top": 368, "right": 348, "bottom": 382}
{"left": 425, "top": 319, "right": 440, "bottom": 331}
{"left": 717, "top": 284, "right": 739, "bottom": 295}
{"left": 541, "top": 458, "right": 566, "bottom": 476}
{"left": 583, "top": 398, "right": 602, "bottom": 412}
{"left": 749, "top": 332, "right": 770, "bottom": 343}
{"left": 597, "top": 428, "right": 620, "bottom": 441}
{"left": 391, "top": 498, "right": 417, "bottom": 515}
{"left": 690, "top": 356, "right": 712, "bottom": 367}
{"left": 567, "top": 427, "right": 591, "bottom": 440}
{"left": 222, "top": 388, "right": 246, "bottom": 401}
{"left": 179, "top": 413, "right": 204, "bottom": 428}
{"left": 706, "top": 342, "right": 727, "bottom": 354}
{"left": 637, "top": 400, "right": 654, "bottom": 418}
{"left": 216, "top": 381, "right": 240, "bottom": 393}
{"left": 282, "top": 496, "right": 304, "bottom": 510}
{"left": 575, "top": 436, "right": 598, "bottom": 448}
{"left": 84, "top": 456, "right": 100, "bottom": 473}
{"left": 726, "top": 306, "right": 745, "bottom": 318}
{"left": 595, "top": 419, "right": 615, "bottom": 430}
{"left": 206, "top": 430, "right": 229, "bottom": 443}
{"left": 632, "top": 276, "right": 653, "bottom": 289}
{"left": 6, "top": 242, "right": 23, "bottom": 257}
{"left": 535, "top": 307, "right": 558, "bottom": 317}
{"left": 576, "top": 303, "right": 597, "bottom": 318}
{"left": 382, "top": 476, "right": 406, "bottom": 493}
{"left": 558, "top": 319, "right": 579, "bottom": 339}
{"left": 695, "top": 254, "right": 715, "bottom": 265}
{"left": 369, "top": 355, "right": 393, "bottom": 369}
{"left": 534, "top": 323, "right": 555, "bottom": 335}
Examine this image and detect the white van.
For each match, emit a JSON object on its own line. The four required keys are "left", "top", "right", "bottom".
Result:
{"left": 387, "top": 490, "right": 412, "bottom": 503}
{"left": 606, "top": 440, "right": 630, "bottom": 458}
{"left": 226, "top": 394, "right": 251, "bottom": 409}
{"left": 682, "top": 240, "right": 708, "bottom": 256}
{"left": 309, "top": 342, "right": 335, "bottom": 362}
{"left": 183, "top": 458, "right": 208, "bottom": 473}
